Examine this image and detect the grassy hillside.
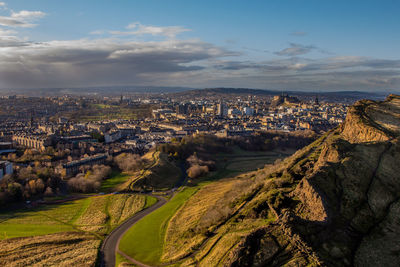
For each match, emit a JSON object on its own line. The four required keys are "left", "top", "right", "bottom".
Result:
{"left": 118, "top": 148, "right": 291, "bottom": 266}
{"left": 0, "top": 194, "right": 157, "bottom": 266}
{"left": 100, "top": 171, "right": 132, "bottom": 193}
{"left": 119, "top": 151, "right": 182, "bottom": 191}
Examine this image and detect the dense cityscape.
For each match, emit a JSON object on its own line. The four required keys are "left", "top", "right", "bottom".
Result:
{"left": 0, "top": 90, "right": 348, "bottom": 181}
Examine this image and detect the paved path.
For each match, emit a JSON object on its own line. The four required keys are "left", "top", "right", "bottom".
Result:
{"left": 100, "top": 195, "right": 167, "bottom": 267}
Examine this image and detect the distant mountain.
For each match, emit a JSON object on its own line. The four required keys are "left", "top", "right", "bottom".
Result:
{"left": 0, "top": 86, "right": 392, "bottom": 101}
{"left": 173, "top": 87, "right": 388, "bottom": 102}
{"left": 0, "top": 86, "right": 194, "bottom": 96}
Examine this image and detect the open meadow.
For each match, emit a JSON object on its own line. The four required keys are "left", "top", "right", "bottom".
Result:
{"left": 0, "top": 194, "right": 157, "bottom": 266}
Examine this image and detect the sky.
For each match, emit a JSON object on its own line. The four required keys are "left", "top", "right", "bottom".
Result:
{"left": 0, "top": 0, "right": 399, "bottom": 92}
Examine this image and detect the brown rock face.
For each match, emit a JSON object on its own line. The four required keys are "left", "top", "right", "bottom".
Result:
{"left": 341, "top": 95, "right": 400, "bottom": 143}
{"left": 289, "top": 95, "right": 400, "bottom": 266}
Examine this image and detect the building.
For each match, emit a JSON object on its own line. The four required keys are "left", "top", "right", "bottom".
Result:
{"left": 105, "top": 131, "right": 122, "bottom": 143}
{"left": 12, "top": 134, "right": 52, "bottom": 151}
{"left": 0, "top": 142, "right": 15, "bottom": 155}
{"left": 57, "top": 154, "right": 107, "bottom": 177}
{"left": 0, "top": 161, "right": 13, "bottom": 179}
{"left": 217, "top": 102, "right": 228, "bottom": 117}
{"left": 243, "top": 107, "right": 255, "bottom": 116}
{"left": 176, "top": 103, "right": 190, "bottom": 115}
{"left": 227, "top": 108, "right": 241, "bottom": 117}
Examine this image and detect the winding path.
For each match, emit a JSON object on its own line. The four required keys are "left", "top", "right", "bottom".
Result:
{"left": 100, "top": 194, "right": 167, "bottom": 267}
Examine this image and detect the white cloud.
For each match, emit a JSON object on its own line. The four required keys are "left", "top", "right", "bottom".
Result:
{"left": 89, "top": 30, "right": 105, "bottom": 35}
{"left": 0, "top": 2, "right": 5, "bottom": 7}
{"left": 11, "top": 10, "right": 46, "bottom": 20}
{"left": 0, "top": 27, "right": 16, "bottom": 36}
{"left": 0, "top": 16, "right": 36, "bottom": 27}
{"left": 0, "top": 9, "right": 46, "bottom": 28}
{"left": 110, "top": 22, "right": 191, "bottom": 38}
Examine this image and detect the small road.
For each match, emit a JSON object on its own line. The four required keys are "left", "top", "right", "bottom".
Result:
{"left": 100, "top": 194, "right": 167, "bottom": 267}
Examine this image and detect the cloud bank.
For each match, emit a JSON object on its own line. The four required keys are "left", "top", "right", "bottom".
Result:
{"left": 0, "top": 4, "right": 399, "bottom": 92}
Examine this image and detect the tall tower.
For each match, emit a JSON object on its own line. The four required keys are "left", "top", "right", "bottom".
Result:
{"left": 314, "top": 95, "right": 319, "bottom": 106}
{"left": 217, "top": 101, "right": 224, "bottom": 117}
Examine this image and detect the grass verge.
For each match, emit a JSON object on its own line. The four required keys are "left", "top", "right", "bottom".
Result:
{"left": 119, "top": 187, "right": 198, "bottom": 265}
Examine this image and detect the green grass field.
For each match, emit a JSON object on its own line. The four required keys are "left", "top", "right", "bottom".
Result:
{"left": 0, "top": 194, "right": 155, "bottom": 240}
{"left": 101, "top": 171, "right": 132, "bottom": 192}
{"left": 119, "top": 187, "right": 198, "bottom": 265}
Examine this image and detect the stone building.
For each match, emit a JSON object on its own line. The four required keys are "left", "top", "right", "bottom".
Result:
{"left": 57, "top": 153, "right": 107, "bottom": 177}
{"left": 12, "top": 134, "right": 52, "bottom": 151}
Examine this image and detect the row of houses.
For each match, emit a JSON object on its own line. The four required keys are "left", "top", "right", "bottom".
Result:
{"left": 56, "top": 154, "right": 108, "bottom": 177}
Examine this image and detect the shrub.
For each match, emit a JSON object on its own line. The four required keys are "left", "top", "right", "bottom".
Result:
{"left": 114, "top": 153, "right": 147, "bottom": 172}
{"left": 67, "top": 165, "right": 111, "bottom": 193}
{"left": 187, "top": 165, "right": 209, "bottom": 179}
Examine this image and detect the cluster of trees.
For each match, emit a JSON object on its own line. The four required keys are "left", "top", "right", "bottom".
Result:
{"left": 159, "top": 135, "right": 231, "bottom": 161}
{"left": 67, "top": 165, "right": 111, "bottom": 193}
{"left": 0, "top": 165, "right": 64, "bottom": 205}
{"left": 0, "top": 162, "right": 113, "bottom": 205}
{"left": 186, "top": 153, "right": 215, "bottom": 179}
{"left": 2, "top": 147, "right": 71, "bottom": 164}
{"left": 160, "top": 131, "right": 316, "bottom": 162}
{"left": 114, "top": 153, "right": 148, "bottom": 172}
{"left": 231, "top": 130, "right": 316, "bottom": 151}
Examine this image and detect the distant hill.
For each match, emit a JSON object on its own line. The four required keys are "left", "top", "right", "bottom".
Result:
{"left": 0, "top": 86, "right": 194, "bottom": 96}
{"left": 173, "top": 87, "right": 388, "bottom": 102}
{"left": 0, "top": 86, "right": 390, "bottom": 101}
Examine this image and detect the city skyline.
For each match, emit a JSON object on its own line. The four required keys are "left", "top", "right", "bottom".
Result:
{"left": 0, "top": 0, "right": 399, "bottom": 92}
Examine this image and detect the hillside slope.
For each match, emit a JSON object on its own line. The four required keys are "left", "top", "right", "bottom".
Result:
{"left": 167, "top": 95, "right": 400, "bottom": 266}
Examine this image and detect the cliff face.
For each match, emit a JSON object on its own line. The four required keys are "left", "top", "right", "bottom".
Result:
{"left": 295, "top": 95, "right": 400, "bottom": 266}
{"left": 219, "top": 95, "right": 400, "bottom": 266}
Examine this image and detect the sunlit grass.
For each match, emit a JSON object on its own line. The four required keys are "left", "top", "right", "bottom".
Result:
{"left": 119, "top": 187, "right": 198, "bottom": 265}
{"left": 0, "top": 194, "right": 155, "bottom": 240}
{"left": 101, "top": 171, "right": 132, "bottom": 192}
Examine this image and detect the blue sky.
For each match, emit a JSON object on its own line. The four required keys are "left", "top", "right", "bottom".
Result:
{"left": 0, "top": 0, "right": 399, "bottom": 91}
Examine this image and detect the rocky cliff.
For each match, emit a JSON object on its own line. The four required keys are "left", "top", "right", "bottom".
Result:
{"left": 177, "top": 95, "right": 400, "bottom": 267}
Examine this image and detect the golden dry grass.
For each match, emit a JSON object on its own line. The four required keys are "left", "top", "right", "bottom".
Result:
{"left": 108, "top": 194, "right": 146, "bottom": 226}
{"left": 0, "top": 232, "right": 100, "bottom": 267}
{"left": 162, "top": 179, "right": 237, "bottom": 262}
{"left": 196, "top": 231, "right": 249, "bottom": 266}
{"left": 76, "top": 195, "right": 109, "bottom": 226}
